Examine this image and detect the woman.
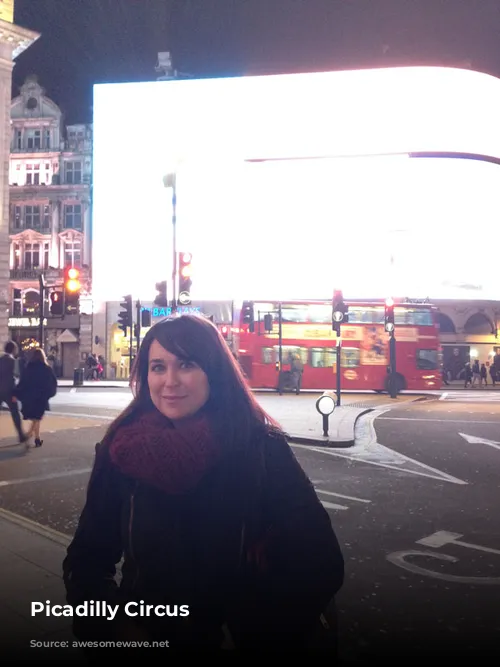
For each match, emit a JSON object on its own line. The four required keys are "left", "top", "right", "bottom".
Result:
{"left": 14, "top": 347, "right": 57, "bottom": 447}
{"left": 63, "top": 315, "right": 344, "bottom": 652}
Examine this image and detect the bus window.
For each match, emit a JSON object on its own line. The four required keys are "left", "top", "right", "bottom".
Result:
{"left": 416, "top": 349, "right": 439, "bottom": 370}
{"left": 310, "top": 347, "right": 335, "bottom": 368}
{"left": 347, "top": 306, "right": 383, "bottom": 324}
{"left": 262, "top": 347, "right": 274, "bottom": 364}
{"left": 273, "top": 346, "right": 308, "bottom": 365}
{"left": 396, "top": 308, "right": 433, "bottom": 326}
{"left": 341, "top": 348, "right": 360, "bottom": 368}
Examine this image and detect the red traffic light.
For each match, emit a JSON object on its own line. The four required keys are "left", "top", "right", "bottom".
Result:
{"left": 65, "top": 266, "right": 81, "bottom": 293}
{"left": 385, "top": 297, "right": 394, "bottom": 307}
{"left": 221, "top": 325, "right": 229, "bottom": 338}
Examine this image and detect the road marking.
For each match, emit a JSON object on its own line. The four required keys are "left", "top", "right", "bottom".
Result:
{"left": 378, "top": 417, "right": 500, "bottom": 424}
{"left": 310, "top": 448, "right": 468, "bottom": 485}
{"left": 70, "top": 388, "right": 76, "bottom": 394}
{"left": 386, "top": 550, "right": 500, "bottom": 585}
{"left": 0, "top": 468, "right": 92, "bottom": 487}
{"left": 439, "top": 392, "right": 448, "bottom": 401}
{"left": 50, "top": 411, "right": 113, "bottom": 421}
{"left": 417, "top": 530, "right": 500, "bottom": 556}
{"left": 320, "top": 500, "right": 348, "bottom": 511}
{"left": 315, "top": 489, "right": 371, "bottom": 503}
{"left": 459, "top": 432, "right": 500, "bottom": 451}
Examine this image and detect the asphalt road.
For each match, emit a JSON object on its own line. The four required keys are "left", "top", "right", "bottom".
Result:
{"left": 0, "top": 391, "right": 499, "bottom": 661}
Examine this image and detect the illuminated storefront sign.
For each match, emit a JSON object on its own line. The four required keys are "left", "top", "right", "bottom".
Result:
{"left": 148, "top": 306, "right": 201, "bottom": 318}
{"left": 8, "top": 317, "right": 47, "bottom": 327}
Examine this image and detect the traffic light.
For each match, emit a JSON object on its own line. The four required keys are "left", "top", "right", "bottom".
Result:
{"left": 220, "top": 325, "right": 229, "bottom": 339}
{"left": 141, "top": 309, "right": 152, "bottom": 327}
{"left": 242, "top": 301, "right": 254, "bottom": 332}
{"left": 118, "top": 295, "right": 132, "bottom": 335}
{"left": 154, "top": 281, "right": 168, "bottom": 307}
{"left": 332, "top": 289, "right": 349, "bottom": 335}
{"left": 178, "top": 252, "right": 192, "bottom": 303}
{"left": 385, "top": 297, "right": 395, "bottom": 333}
{"left": 49, "top": 291, "right": 63, "bottom": 316}
{"left": 64, "top": 266, "right": 81, "bottom": 315}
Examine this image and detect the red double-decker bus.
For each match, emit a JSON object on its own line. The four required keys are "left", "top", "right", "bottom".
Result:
{"left": 231, "top": 299, "right": 442, "bottom": 393}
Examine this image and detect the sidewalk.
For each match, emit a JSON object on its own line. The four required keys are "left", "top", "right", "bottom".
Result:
{"left": 0, "top": 509, "right": 84, "bottom": 662}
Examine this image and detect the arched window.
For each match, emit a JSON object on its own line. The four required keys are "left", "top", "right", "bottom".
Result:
{"left": 463, "top": 313, "right": 493, "bottom": 335}
{"left": 437, "top": 313, "right": 456, "bottom": 334}
{"left": 23, "top": 290, "right": 39, "bottom": 317}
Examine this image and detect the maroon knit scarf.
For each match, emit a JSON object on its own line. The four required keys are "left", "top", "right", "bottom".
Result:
{"left": 108, "top": 408, "right": 222, "bottom": 495}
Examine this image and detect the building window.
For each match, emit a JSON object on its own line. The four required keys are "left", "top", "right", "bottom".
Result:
{"left": 23, "top": 290, "right": 39, "bottom": 316}
{"left": 43, "top": 242, "right": 50, "bottom": 269}
{"left": 25, "top": 205, "right": 41, "bottom": 229}
{"left": 24, "top": 243, "right": 41, "bottom": 270}
{"left": 27, "top": 130, "right": 41, "bottom": 149}
{"left": 64, "top": 240, "right": 81, "bottom": 267}
{"left": 15, "top": 129, "right": 21, "bottom": 150}
{"left": 13, "top": 206, "right": 22, "bottom": 230}
{"left": 26, "top": 164, "right": 40, "bottom": 185}
{"left": 13, "top": 244, "right": 20, "bottom": 269}
{"left": 44, "top": 129, "right": 51, "bottom": 149}
{"left": 43, "top": 205, "right": 50, "bottom": 229}
{"left": 66, "top": 162, "right": 82, "bottom": 184}
{"left": 64, "top": 204, "right": 82, "bottom": 229}
{"left": 13, "top": 289, "right": 22, "bottom": 316}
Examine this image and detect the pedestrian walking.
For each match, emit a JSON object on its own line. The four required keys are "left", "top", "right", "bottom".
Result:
{"left": 63, "top": 314, "right": 344, "bottom": 653}
{"left": 0, "top": 340, "right": 27, "bottom": 443}
{"left": 14, "top": 348, "right": 58, "bottom": 447}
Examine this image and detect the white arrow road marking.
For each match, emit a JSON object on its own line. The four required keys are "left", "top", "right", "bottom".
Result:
{"left": 298, "top": 409, "right": 468, "bottom": 485}
{"left": 459, "top": 432, "right": 500, "bottom": 451}
{"left": 416, "top": 530, "right": 500, "bottom": 556}
{"left": 315, "top": 489, "right": 371, "bottom": 503}
{"left": 320, "top": 500, "right": 349, "bottom": 511}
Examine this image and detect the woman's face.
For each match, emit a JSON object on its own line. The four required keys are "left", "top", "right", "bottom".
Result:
{"left": 147, "top": 339, "right": 210, "bottom": 421}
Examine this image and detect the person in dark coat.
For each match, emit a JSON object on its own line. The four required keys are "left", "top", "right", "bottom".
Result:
{"left": 15, "top": 347, "right": 57, "bottom": 447}
{"left": 0, "top": 340, "right": 27, "bottom": 443}
{"left": 63, "top": 315, "right": 344, "bottom": 654}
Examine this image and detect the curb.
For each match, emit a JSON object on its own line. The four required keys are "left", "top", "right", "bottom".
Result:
{"left": 0, "top": 507, "right": 71, "bottom": 547}
{"left": 288, "top": 408, "right": 374, "bottom": 448}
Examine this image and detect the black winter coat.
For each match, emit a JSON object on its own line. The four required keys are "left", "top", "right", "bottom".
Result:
{"left": 63, "top": 426, "right": 344, "bottom": 651}
{"left": 15, "top": 361, "right": 57, "bottom": 420}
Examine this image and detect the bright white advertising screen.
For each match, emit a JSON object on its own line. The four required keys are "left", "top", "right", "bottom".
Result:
{"left": 92, "top": 66, "right": 500, "bottom": 302}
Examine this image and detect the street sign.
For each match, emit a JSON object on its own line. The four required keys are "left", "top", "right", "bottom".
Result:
{"left": 178, "top": 291, "right": 191, "bottom": 306}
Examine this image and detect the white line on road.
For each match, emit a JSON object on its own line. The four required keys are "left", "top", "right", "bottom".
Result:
{"left": 0, "top": 468, "right": 92, "bottom": 487}
{"left": 315, "top": 489, "right": 371, "bottom": 503}
{"left": 439, "top": 392, "right": 448, "bottom": 401}
{"left": 308, "top": 446, "right": 468, "bottom": 485}
{"left": 50, "top": 411, "right": 113, "bottom": 420}
{"left": 416, "top": 530, "right": 500, "bottom": 556}
{"left": 320, "top": 501, "right": 349, "bottom": 511}
{"left": 377, "top": 417, "right": 500, "bottom": 424}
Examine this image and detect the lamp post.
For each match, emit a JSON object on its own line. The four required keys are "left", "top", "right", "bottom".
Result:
{"left": 163, "top": 173, "right": 177, "bottom": 312}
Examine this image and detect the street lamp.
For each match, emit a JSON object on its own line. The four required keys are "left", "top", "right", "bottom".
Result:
{"left": 163, "top": 172, "right": 177, "bottom": 311}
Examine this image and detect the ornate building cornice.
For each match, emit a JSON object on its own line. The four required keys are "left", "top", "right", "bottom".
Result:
{"left": 0, "top": 19, "right": 39, "bottom": 59}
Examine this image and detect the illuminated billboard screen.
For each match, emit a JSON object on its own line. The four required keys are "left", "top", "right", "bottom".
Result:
{"left": 92, "top": 66, "right": 500, "bottom": 302}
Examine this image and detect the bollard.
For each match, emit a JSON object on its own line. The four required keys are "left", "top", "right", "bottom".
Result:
{"left": 315, "top": 391, "right": 336, "bottom": 436}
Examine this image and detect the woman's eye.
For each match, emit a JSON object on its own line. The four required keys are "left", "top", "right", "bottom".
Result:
{"left": 180, "top": 360, "right": 195, "bottom": 369}
{"left": 151, "top": 364, "right": 164, "bottom": 372}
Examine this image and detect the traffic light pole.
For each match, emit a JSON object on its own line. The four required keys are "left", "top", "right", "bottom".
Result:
{"left": 389, "top": 331, "right": 397, "bottom": 399}
{"left": 171, "top": 184, "right": 177, "bottom": 313}
{"left": 336, "top": 335, "right": 341, "bottom": 406}
{"left": 38, "top": 274, "right": 45, "bottom": 351}
{"left": 136, "top": 299, "right": 141, "bottom": 354}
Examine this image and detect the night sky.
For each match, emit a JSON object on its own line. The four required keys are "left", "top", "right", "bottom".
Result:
{"left": 12, "top": 0, "right": 500, "bottom": 124}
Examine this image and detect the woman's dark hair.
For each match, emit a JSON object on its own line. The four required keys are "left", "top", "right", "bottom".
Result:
{"left": 103, "top": 314, "right": 282, "bottom": 450}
